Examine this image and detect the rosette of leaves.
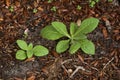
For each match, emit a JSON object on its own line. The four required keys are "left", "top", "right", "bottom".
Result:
{"left": 41, "top": 17, "right": 99, "bottom": 55}
{"left": 16, "top": 40, "right": 49, "bottom": 60}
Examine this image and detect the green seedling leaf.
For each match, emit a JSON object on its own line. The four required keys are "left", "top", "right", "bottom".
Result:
{"left": 69, "top": 41, "right": 81, "bottom": 54}
{"left": 48, "top": 0, "right": 53, "bottom": 3}
{"left": 51, "top": 22, "right": 70, "bottom": 38}
{"left": 9, "top": 6, "right": 14, "bottom": 12}
{"left": 75, "top": 17, "right": 99, "bottom": 35}
{"left": 73, "top": 34, "right": 87, "bottom": 40}
{"left": 16, "top": 50, "right": 26, "bottom": 60}
{"left": 80, "top": 39, "right": 95, "bottom": 55}
{"left": 33, "top": 8, "right": 38, "bottom": 13}
{"left": 41, "top": 25, "right": 64, "bottom": 40}
{"left": 27, "top": 43, "right": 33, "bottom": 58}
{"left": 16, "top": 40, "right": 28, "bottom": 50}
{"left": 51, "top": 6, "right": 57, "bottom": 12}
{"left": 28, "top": 43, "right": 33, "bottom": 50}
{"left": 56, "top": 40, "right": 70, "bottom": 53}
{"left": 77, "top": 5, "right": 82, "bottom": 10}
{"left": 90, "top": 1, "right": 96, "bottom": 7}
{"left": 33, "top": 45, "right": 49, "bottom": 56}
{"left": 27, "top": 50, "right": 33, "bottom": 58}
{"left": 70, "top": 22, "right": 78, "bottom": 36}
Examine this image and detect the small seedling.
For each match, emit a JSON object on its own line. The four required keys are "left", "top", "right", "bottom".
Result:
{"left": 51, "top": 6, "right": 57, "bottom": 12}
{"left": 33, "top": 8, "right": 38, "bottom": 13}
{"left": 77, "top": 5, "right": 82, "bottom": 10}
{"left": 41, "top": 17, "right": 99, "bottom": 55}
{"left": 48, "top": 0, "right": 53, "bottom": 3}
{"left": 108, "top": 0, "right": 112, "bottom": 2}
{"left": 9, "top": 5, "right": 14, "bottom": 12}
{"left": 89, "top": 0, "right": 99, "bottom": 7}
{"left": 16, "top": 40, "right": 49, "bottom": 60}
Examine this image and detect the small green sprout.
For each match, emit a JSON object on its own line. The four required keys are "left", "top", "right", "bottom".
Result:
{"left": 77, "top": 5, "right": 82, "bottom": 10}
{"left": 51, "top": 6, "right": 57, "bottom": 12}
{"left": 33, "top": 8, "right": 38, "bottom": 13}
{"left": 108, "top": 0, "right": 112, "bottom": 2}
{"left": 9, "top": 5, "right": 14, "bottom": 12}
{"left": 16, "top": 40, "right": 49, "bottom": 60}
{"left": 89, "top": 0, "right": 99, "bottom": 7}
{"left": 41, "top": 17, "right": 99, "bottom": 55}
{"left": 48, "top": 0, "right": 53, "bottom": 3}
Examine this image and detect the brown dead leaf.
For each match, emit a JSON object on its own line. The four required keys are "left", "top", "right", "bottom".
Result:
{"left": 89, "top": 10, "right": 95, "bottom": 14}
{"left": 113, "top": 30, "right": 119, "bottom": 33}
{"left": 78, "top": 54, "right": 84, "bottom": 63}
{"left": 102, "top": 27, "right": 108, "bottom": 39}
{"left": 95, "top": 14, "right": 99, "bottom": 17}
{"left": 76, "top": 19, "right": 81, "bottom": 26}
{"left": 34, "top": 1, "right": 38, "bottom": 8}
{"left": 6, "top": 0, "right": 11, "bottom": 6}
{"left": 102, "top": 16, "right": 107, "bottom": 21}
{"left": 25, "top": 57, "right": 35, "bottom": 62}
{"left": 15, "top": 1, "right": 20, "bottom": 7}
{"left": 51, "top": 50, "right": 59, "bottom": 58}
{"left": 37, "top": 6, "right": 44, "bottom": 12}
{"left": 14, "top": 77, "right": 23, "bottom": 80}
{"left": 0, "top": 13, "right": 3, "bottom": 21}
{"left": 27, "top": 75, "right": 35, "bottom": 80}
{"left": 42, "top": 67, "right": 49, "bottom": 74}
{"left": 116, "top": 36, "right": 120, "bottom": 40}
{"left": 0, "top": 18, "right": 3, "bottom": 21}
{"left": 92, "top": 61, "right": 98, "bottom": 67}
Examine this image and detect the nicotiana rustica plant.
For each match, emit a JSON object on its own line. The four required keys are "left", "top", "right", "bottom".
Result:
{"left": 16, "top": 40, "right": 49, "bottom": 60}
{"left": 40, "top": 17, "right": 99, "bottom": 55}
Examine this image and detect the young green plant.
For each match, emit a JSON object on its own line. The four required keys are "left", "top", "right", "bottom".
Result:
{"left": 16, "top": 40, "right": 49, "bottom": 60}
{"left": 33, "top": 8, "right": 38, "bottom": 13}
{"left": 89, "top": 0, "right": 99, "bottom": 7}
{"left": 77, "top": 5, "right": 82, "bottom": 10}
{"left": 51, "top": 6, "right": 57, "bottom": 12}
{"left": 48, "top": 0, "right": 53, "bottom": 3}
{"left": 41, "top": 17, "right": 99, "bottom": 55}
{"left": 9, "top": 5, "right": 14, "bottom": 12}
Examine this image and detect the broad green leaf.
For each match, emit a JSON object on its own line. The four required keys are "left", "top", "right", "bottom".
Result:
{"left": 69, "top": 41, "right": 81, "bottom": 54}
{"left": 56, "top": 40, "right": 70, "bottom": 53}
{"left": 70, "top": 22, "right": 78, "bottom": 36}
{"left": 51, "top": 22, "right": 70, "bottom": 38}
{"left": 33, "top": 45, "right": 49, "bottom": 56}
{"left": 27, "top": 50, "right": 33, "bottom": 58}
{"left": 80, "top": 39, "right": 95, "bottom": 55}
{"left": 73, "top": 34, "right": 87, "bottom": 40}
{"left": 75, "top": 17, "right": 99, "bottom": 35}
{"left": 16, "top": 40, "right": 28, "bottom": 50}
{"left": 41, "top": 25, "right": 64, "bottom": 40}
{"left": 16, "top": 50, "right": 26, "bottom": 60}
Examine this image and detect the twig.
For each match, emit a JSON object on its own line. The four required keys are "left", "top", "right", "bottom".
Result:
{"left": 61, "top": 59, "right": 73, "bottom": 76}
{"left": 69, "top": 65, "right": 86, "bottom": 78}
{"left": 83, "top": 62, "right": 99, "bottom": 72}
{"left": 103, "top": 57, "right": 114, "bottom": 70}
{"left": 61, "top": 59, "right": 73, "bottom": 64}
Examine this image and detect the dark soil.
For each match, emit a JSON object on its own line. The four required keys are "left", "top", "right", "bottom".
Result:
{"left": 0, "top": 0, "right": 120, "bottom": 80}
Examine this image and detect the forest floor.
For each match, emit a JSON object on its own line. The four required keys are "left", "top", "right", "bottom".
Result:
{"left": 0, "top": 0, "right": 120, "bottom": 80}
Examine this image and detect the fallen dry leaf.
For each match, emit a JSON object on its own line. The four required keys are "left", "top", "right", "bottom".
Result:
{"left": 37, "top": 6, "right": 44, "bottom": 12}
{"left": 102, "top": 27, "right": 108, "bottom": 39}
{"left": 6, "top": 0, "right": 11, "bottom": 6}
{"left": 78, "top": 54, "right": 84, "bottom": 63}
{"left": 76, "top": 19, "right": 81, "bottom": 26}
{"left": 25, "top": 57, "right": 35, "bottom": 62}
{"left": 27, "top": 75, "right": 35, "bottom": 80}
